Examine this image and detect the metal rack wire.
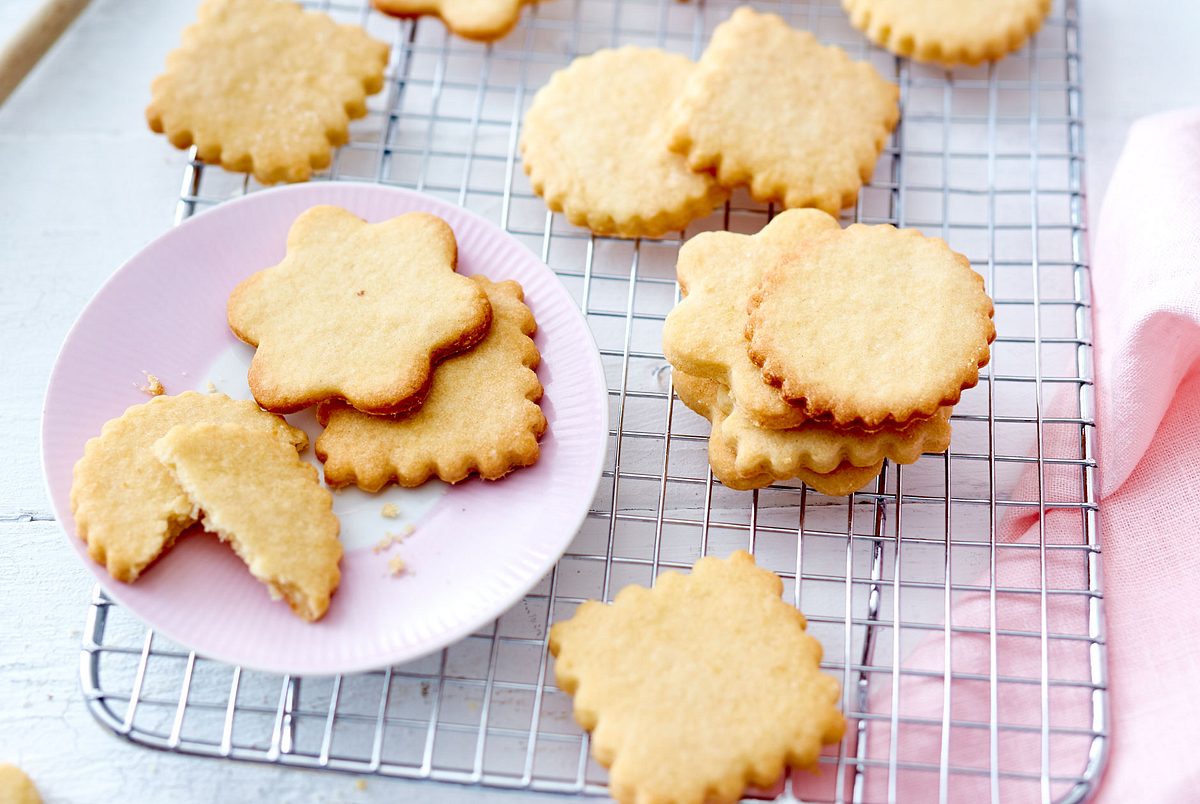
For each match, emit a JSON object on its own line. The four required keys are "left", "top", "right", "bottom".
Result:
{"left": 78, "top": 0, "right": 1104, "bottom": 801}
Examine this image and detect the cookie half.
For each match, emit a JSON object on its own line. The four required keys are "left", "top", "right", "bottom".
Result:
{"left": 667, "top": 7, "right": 899, "bottom": 214}
{"left": 316, "top": 277, "right": 546, "bottom": 490}
{"left": 843, "top": 0, "right": 1052, "bottom": 67}
{"left": 521, "top": 47, "right": 728, "bottom": 239}
{"left": 746, "top": 223, "right": 995, "bottom": 428}
{"left": 374, "top": 0, "right": 533, "bottom": 42}
{"left": 662, "top": 208, "right": 841, "bottom": 430}
{"left": 154, "top": 423, "right": 342, "bottom": 622}
{"left": 146, "top": 0, "right": 389, "bottom": 184}
{"left": 70, "top": 392, "right": 307, "bottom": 583}
{"left": 227, "top": 206, "right": 493, "bottom": 416}
{"left": 550, "top": 551, "right": 845, "bottom": 804}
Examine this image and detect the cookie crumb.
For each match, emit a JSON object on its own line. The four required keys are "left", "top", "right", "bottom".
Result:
{"left": 388, "top": 555, "right": 407, "bottom": 576}
{"left": 381, "top": 503, "right": 400, "bottom": 518}
{"left": 140, "top": 373, "right": 166, "bottom": 396}
{"left": 354, "top": 779, "right": 367, "bottom": 792}
{"left": 372, "top": 523, "right": 416, "bottom": 554}
{"left": 206, "top": 380, "right": 219, "bottom": 393}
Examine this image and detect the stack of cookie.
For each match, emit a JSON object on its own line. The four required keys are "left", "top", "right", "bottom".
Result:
{"left": 662, "top": 209, "right": 995, "bottom": 496}
{"left": 519, "top": 7, "right": 899, "bottom": 239}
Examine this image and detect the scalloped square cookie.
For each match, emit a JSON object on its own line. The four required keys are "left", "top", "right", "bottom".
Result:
{"left": 843, "top": 0, "right": 1052, "bottom": 67}
{"left": 316, "top": 277, "right": 545, "bottom": 489}
{"left": 549, "top": 551, "right": 845, "bottom": 804}
{"left": 70, "top": 392, "right": 307, "bottom": 583}
{"left": 667, "top": 7, "right": 898, "bottom": 214}
{"left": 227, "top": 206, "right": 493, "bottom": 416}
{"left": 662, "top": 208, "right": 840, "bottom": 430}
{"left": 155, "top": 423, "right": 342, "bottom": 622}
{"left": 146, "top": 0, "right": 389, "bottom": 184}
{"left": 374, "top": 0, "right": 533, "bottom": 41}
{"left": 520, "top": 47, "right": 728, "bottom": 239}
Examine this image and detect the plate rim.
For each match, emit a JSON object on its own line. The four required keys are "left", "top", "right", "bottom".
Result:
{"left": 41, "top": 180, "right": 610, "bottom": 676}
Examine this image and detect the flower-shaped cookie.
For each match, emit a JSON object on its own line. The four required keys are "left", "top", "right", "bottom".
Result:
{"left": 747, "top": 224, "right": 995, "bottom": 428}
{"left": 521, "top": 47, "right": 728, "bottom": 239}
{"left": 662, "top": 208, "right": 840, "bottom": 430}
{"left": 316, "top": 277, "right": 546, "bottom": 490}
{"left": 668, "top": 7, "right": 899, "bottom": 214}
{"left": 70, "top": 392, "right": 307, "bottom": 583}
{"left": 843, "top": 0, "right": 1052, "bottom": 67}
{"left": 550, "top": 551, "right": 845, "bottom": 804}
{"left": 374, "top": 0, "right": 533, "bottom": 42}
{"left": 146, "top": 0, "right": 389, "bottom": 184}
{"left": 227, "top": 206, "right": 493, "bottom": 415}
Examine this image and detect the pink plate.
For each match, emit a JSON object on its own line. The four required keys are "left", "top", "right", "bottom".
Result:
{"left": 42, "top": 182, "right": 608, "bottom": 676}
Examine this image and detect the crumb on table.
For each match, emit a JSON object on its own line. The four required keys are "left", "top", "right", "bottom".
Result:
{"left": 381, "top": 502, "right": 400, "bottom": 518}
{"left": 139, "top": 372, "right": 165, "bottom": 396}
{"left": 354, "top": 779, "right": 367, "bottom": 792}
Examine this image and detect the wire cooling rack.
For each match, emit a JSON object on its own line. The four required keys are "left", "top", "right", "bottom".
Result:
{"left": 78, "top": 0, "right": 1103, "bottom": 801}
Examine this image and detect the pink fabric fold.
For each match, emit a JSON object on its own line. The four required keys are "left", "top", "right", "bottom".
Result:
{"left": 854, "top": 108, "right": 1200, "bottom": 802}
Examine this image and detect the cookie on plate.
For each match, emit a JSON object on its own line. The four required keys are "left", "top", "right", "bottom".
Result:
{"left": 146, "top": 0, "right": 389, "bottom": 184}
{"left": 374, "top": 0, "right": 533, "bottom": 42}
{"left": 316, "top": 277, "right": 546, "bottom": 490}
{"left": 667, "top": 7, "right": 899, "bottom": 214}
{"left": 550, "top": 551, "right": 845, "bottom": 804}
{"left": 227, "top": 206, "right": 493, "bottom": 415}
{"left": 154, "top": 423, "right": 342, "bottom": 622}
{"left": 70, "top": 392, "right": 307, "bottom": 583}
{"left": 747, "top": 223, "right": 995, "bottom": 428}
{"left": 662, "top": 208, "right": 840, "bottom": 430}
{"left": 521, "top": 47, "right": 728, "bottom": 239}
{"left": 843, "top": 0, "right": 1052, "bottom": 67}
{"left": 673, "top": 372, "right": 891, "bottom": 496}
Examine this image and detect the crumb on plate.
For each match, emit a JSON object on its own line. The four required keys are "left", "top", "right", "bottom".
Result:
{"left": 388, "top": 555, "right": 406, "bottom": 576}
{"left": 139, "top": 372, "right": 166, "bottom": 396}
{"left": 381, "top": 502, "right": 400, "bottom": 518}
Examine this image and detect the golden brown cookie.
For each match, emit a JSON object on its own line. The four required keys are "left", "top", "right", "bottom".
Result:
{"left": 667, "top": 7, "right": 899, "bottom": 214}
{"left": 520, "top": 47, "right": 728, "bottom": 239}
{"left": 70, "top": 392, "right": 307, "bottom": 583}
{"left": 154, "top": 423, "right": 342, "bottom": 622}
{"left": 227, "top": 206, "right": 493, "bottom": 415}
{"left": 316, "top": 277, "right": 545, "bottom": 490}
{"left": 747, "top": 223, "right": 995, "bottom": 428}
{"left": 843, "top": 0, "right": 1052, "bottom": 67}
{"left": 662, "top": 208, "right": 840, "bottom": 430}
{"left": 673, "top": 372, "right": 888, "bottom": 496}
{"left": 146, "top": 0, "right": 389, "bottom": 184}
{"left": 374, "top": 0, "right": 532, "bottom": 42}
{"left": 0, "top": 765, "right": 40, "bottom": 804}
{"left": 549, "top": 550, "right": 845, "bottom": 804}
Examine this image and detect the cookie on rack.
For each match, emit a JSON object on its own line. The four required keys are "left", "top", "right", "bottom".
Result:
{"left": 549, "top": 550, "right": 845, "bottom": 804}
{"left": 374, "top": 0, "right": 533, "bottom": 42}
{"left": 662, "top": 208, "right": 840, "bottom": 430}
{"left": 70, "top": 392, "right": 307, "bottom": 583}
{"left": 227, "top": 206, "right": 493, "bottom": 415}
{"left": 667, "top": 7, "right": 899, "bottom": 214}
{"left": 146, "top": 0, "right": 389, "bottom": 184}
{"left": 316, "top": 277, "right": 546, "bottom": 490}
{"left": 154, "top": 423, "right": 342, "bottom": 622}
{"left": 520, "top": 47, "right": 728, "bottom": 239}
{"left": 673, "top": 371, "right": 889, "bottom": 496}
{"left": 746, "top": 223, "right": 995, "bottom": 428}
{"left": 0, "top": 765, "right": 40, "bottom": 804}
{"left": 842, "top": 0, "right": 1052, "bottom": 67}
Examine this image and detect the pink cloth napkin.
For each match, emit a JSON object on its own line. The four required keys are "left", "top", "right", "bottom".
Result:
{"left": 798, "top": 108, "right": 1200, "bottom": 802}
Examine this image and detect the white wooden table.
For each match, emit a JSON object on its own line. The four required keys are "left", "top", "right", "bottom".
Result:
{"left": 1, "top": 1, "right": 1196, "bottom": 801}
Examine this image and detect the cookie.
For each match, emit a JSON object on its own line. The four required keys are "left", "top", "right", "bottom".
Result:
{"left": 549, "top": 551, "right": 844, "bottom": 804}
{"left": 747, "top": 223, "right": 995, "bottom": 428}
{"left": 0, "top": 765, "right": 40, "bottom": 804}
{"left": 316, "top": 277, "right": 545, "bottom": 490}
{"left": 667, "top": 7, "right": 899, "bottom": 214}
{"left": 374, "top": 0, "right": 532, "bottom": 42}
{"left": 154, "top": 423, "right": 342, "bottom": 622}
{"left": 71, "top": 392, "right": 307, "bottom": 583}
{"left": 146, "top": 0, "right": 389, "bottom": 184}
{"left": 673, "top": 372, "right": 888, "bottom": 496}
{"left": 843, "top": 0, "right": 1052, "bottom": 67}
{"left": 227, "top": 206, "right": 493, "bottom": 415}
{"left": 662, "top": 208, "right": 840, "bottom": 430}
{"left": 520, "top": 47, "right": 728, "bottom": 239}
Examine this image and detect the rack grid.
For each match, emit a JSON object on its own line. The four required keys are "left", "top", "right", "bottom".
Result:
{"left": 78, "top": 0, "right": 1104, "bottom": 801}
